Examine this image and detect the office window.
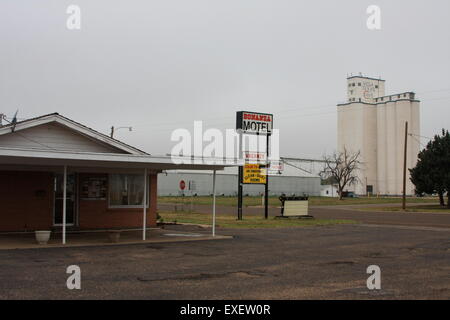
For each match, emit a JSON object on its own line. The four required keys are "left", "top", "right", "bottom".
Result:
{"left": 109, "top": 174, "right": 148, "bottom": 207}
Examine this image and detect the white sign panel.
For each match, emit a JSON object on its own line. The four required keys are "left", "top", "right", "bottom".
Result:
{"left": 243, "top": 151, "right": 266, "bottom": 164}
{"left": 267, "top": 161, "right": 284, "bottom": 175}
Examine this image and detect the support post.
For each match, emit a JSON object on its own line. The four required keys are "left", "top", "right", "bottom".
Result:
{"left": 212, "top": 170, "right": 217, "bottom": 237}
{"left": 238, "top": 167, "right": 243, "bottom": 220}
{"left": 62, "top": 165, "right": 67, "bottom": 244}
{"left": 237, "top": 130, "right": 243, "bottom": 220}
{"left": 264, "top": 134, "right": 270, "bottom": 219}
{"left": 402, "top": 121, "right": 408, "bottom": 210}
{"left": 143, "top": 168, "right": 147, "bottom": 240}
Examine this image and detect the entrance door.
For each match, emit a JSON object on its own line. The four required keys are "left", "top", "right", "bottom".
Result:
{"left": 53, "top": 173, "right": 77, "bottom": 226}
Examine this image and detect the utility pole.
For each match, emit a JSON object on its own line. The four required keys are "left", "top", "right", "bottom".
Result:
{"left": 402, "top": 121, "right": 408, "bottom": 210}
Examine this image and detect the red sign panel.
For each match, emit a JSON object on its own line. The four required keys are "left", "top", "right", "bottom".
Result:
{"left": 236, "top": 111, "right": 273, "bottom": 135}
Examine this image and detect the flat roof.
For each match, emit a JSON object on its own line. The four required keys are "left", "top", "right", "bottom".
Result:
{"left": 347, "top": 75, "right": 385, "bottom": 82}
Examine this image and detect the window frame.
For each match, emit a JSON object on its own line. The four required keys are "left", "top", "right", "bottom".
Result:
{"left": 108, "top": 173, "right": 150, "bottom": 209}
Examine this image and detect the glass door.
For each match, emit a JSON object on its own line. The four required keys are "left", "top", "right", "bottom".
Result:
{"left": 53, "top": 173, "right": 77, "bottom": 226}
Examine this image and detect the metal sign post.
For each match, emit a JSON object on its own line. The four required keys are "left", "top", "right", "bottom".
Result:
{"left": 238, "top": 129, "right": 243, "bottom": 220}
{"left": 265, "top": 134, "right": 270, "bottom": 219}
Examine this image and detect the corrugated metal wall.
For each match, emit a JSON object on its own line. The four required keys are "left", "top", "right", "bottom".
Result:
{"left": 157, "top": 172, "right": 321, "bottom": 196}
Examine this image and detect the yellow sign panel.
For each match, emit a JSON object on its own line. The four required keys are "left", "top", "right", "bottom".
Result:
{"left": 243, "top": 164, "right": 266, "bottom": 184}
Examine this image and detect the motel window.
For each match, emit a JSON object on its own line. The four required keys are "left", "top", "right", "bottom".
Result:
{"left": 109, "top": 174, "right": 149, "bottom": 208}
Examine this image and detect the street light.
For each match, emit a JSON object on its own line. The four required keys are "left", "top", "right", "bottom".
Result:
{"left": 110, "top": 126, "right": 132, "bottom": 138}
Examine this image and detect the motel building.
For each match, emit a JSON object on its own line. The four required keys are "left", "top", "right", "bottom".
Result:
{"left": 0, "top": 113, "right": 233, "bottom": 244}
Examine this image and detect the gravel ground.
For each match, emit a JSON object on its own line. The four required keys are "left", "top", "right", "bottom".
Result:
{"left": 0, "top": 222, "right": 449, "bottom": 299}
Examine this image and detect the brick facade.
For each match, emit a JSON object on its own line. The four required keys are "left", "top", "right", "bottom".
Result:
{"left": 0, "top": 171, "right": 53, "bottom": 232}
{"left": 0, "top": 171, "right": 158, "bottom": 232}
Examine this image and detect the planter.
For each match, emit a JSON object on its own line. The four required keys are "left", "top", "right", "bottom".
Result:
{"left": 107, "top": 230, "right": 121, "bottom": 243}
{"left": 35, "top": 230, "right": 51, "bottom": 245}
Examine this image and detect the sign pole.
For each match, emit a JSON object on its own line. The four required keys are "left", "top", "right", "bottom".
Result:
{"left": 238, "top": 130, "right": 243, "bottom": 220}
{"left": 264, "top": 134, "right": 270, "bottom": 219}
{"left": 238, "top": 167, "right": 243, "bottom": 220}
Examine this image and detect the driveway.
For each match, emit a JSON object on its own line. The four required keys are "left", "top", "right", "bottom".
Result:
{"left": 0, "top": 223, "right": 449, "bottom": 299}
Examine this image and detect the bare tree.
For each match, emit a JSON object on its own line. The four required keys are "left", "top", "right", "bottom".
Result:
{"left": 320, "top": 148, "right": 361, "bottom": 200}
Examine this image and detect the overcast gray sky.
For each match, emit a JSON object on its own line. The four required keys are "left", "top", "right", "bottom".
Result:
{"left": 1, "top": 0, "right": 449, "bottom": 158}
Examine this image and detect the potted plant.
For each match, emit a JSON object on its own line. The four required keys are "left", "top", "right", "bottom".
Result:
{"left": 35, "top": 230, "right": 51, "bottom": 244}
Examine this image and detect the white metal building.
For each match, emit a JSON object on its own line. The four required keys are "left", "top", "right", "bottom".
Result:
{"left": 158, "top": 157, "right": 322, "bottom": 196}
{"left": 337, "top": 75, "right": 420, "bottom": 195}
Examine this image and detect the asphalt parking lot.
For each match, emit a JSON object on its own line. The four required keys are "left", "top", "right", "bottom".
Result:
{"left": 1, "top": 221, "right": 449, "bottom": 299}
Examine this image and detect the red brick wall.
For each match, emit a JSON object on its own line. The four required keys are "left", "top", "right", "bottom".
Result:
{"left": 0, "top": 171, "right": 53, "bottom": 232}
{"left": 78, "top": 173, "right": 158, "bottom": 229}
{"left": 0, "top": 171, "right": 158, "bottom": 232}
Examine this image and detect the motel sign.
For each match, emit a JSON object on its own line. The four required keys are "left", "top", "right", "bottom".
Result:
{"left": 236, "top": 111, "right": 273, "bottom": 135}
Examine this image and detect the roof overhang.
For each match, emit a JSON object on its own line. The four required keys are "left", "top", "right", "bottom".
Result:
{"left": 0, "top": 113, "right": 147, "bottom": 155}
{"left": 0, "top": 147, "right": 242, "bottom": 171}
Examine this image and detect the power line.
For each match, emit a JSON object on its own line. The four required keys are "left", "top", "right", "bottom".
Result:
{"left": 1, "top": 117, "right": 58, "bottom": 150}
{"left": 409, "top": 134, "right": 427, "bottom": 149}
{"left": 409, "top": 133, "right": 432, "bottom": 140}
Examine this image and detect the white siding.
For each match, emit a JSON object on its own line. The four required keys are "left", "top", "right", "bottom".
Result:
{"left": 0, "top": 122, "right": 127, "bottom": 154}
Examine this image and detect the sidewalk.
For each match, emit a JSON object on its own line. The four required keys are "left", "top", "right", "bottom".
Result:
{"left": 0, "top": 227, "right": 232, "bottom": 250}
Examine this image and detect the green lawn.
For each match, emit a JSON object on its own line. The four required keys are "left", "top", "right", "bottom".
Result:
{"left": 159, "top": 211, "right": 356, "bottom": 229}
{"left": 357, "top": 205, "right": 450, "bottom": 214}
{"left": 158, "top": 195, "right": 439, "bottom": 207}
